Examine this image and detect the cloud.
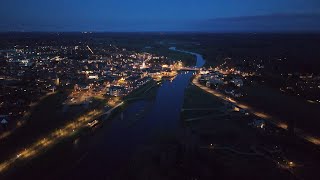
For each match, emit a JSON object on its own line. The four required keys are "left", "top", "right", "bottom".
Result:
{"left": 198, "top": 13, "right": 320, "bottom": 32}
{"left": 2, "top": 13, "right": 320, "bottom": 32}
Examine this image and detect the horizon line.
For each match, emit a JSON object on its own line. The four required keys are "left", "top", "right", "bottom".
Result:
{"left": 1, "top": 30, "right": 320, "bottom": 34}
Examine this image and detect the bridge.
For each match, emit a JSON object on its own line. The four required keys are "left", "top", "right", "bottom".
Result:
{"left": 178, "top": 67, "right": 200, "bottom": 71}
{"left": 101, "top": 102, "right": 124, "bottom": 120}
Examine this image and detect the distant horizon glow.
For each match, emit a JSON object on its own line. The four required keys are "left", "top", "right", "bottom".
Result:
{"left": 1, "top": 0, "right": 320, "bottom": 32}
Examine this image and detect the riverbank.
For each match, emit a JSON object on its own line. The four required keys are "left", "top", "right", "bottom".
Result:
{"left": 193, "top": 74, "right": 320, "bottom": 147}
{"left": 173, "top": 47, "right": 320, "bottom": 179}
{"left": 126, "top": 48, "right": 293, "bottom": 180}
{"left": 1, "top": 71, "right": 193, "bottom": 179}
{"left": 181, "top": 83, "right": 320, "bottom": 180}
{"left": 124, "top": 79, "right": 159, "bottom": 101}
{"left": 0, "top": 78, "right": 163, "bottom": 178}
{"left": 108, "top": 80, "right": 160, "bottom": 120}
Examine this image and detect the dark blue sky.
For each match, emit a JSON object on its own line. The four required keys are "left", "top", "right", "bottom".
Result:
{"left": 1, "top": 0, "right": 320, "bottom": 32}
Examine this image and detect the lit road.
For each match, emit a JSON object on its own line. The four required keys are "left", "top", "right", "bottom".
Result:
{"left": 193, "top": 75, "right": 320, "bottom": 146}
{"left": 0, "top": 101, "right": 124, "bottom": 174}
{"left": 102, "top": 101, "right": 124, "bottom": 118}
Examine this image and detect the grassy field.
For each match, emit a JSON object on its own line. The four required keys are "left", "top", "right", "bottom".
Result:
{"left": 178, "top": 84, "right": 300, "bottom": 179}
{"left": 124, "top": 80, "right": 159, "bottom": 101}
{"left": 240, "top": 83, "right": 320, "bottom": 136}
{"left": 182, "top": 85, "right": 259, "bottom": 146}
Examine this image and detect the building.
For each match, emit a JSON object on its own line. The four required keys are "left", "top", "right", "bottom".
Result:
{"left": 249, "top": 119, "right": 266, "bottom": 129}
{"left": 109, "top": 86, "right": 125, "bottom": 97}
{"left": 231, "top": 78, "right": 244, "bottom": 87}
{"left": 0, "top": 115, "right": 9, "bottom": 129}
{"left": 206, "top": 78, "right": 224, "bottom": 87}
{"left": 88, "top": 74, "right": 99, "bottom": 80}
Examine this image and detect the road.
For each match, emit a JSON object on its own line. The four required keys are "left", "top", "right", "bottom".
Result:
{"left": 102, "top": 101, "right": 124, "bottom": 116}
{"left": 0, "top": 87, "right": 158, "bottom": 175}
{"left": 200, "top": 145, "right": 263, "bottom": 156}
{"left": 193, "top": 75, "right": 320, "bottom": 146}
{"left": 0, "top": 101, "right": 125, "bottom": 174}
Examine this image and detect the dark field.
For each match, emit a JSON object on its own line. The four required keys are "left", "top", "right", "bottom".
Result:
{"left": 181, "top": 83, "right": 320, "bottom": 180}
{"left": 0, "top": 90, "right": 104, "bottom": 163}
{"left": 240, "top": 83, "right": 320, "bottom": 136}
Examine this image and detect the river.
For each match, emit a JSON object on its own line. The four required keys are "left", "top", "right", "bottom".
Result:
{"left": 169, "top": 47, "right": 206, "bottom": 67}
{"left": 6, "top": 47, "right": 205, "bottom": 180}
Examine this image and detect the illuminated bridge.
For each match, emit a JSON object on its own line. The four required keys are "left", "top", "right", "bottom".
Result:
{"left": 178, "top": 67, "right": 200, "bottom": 71}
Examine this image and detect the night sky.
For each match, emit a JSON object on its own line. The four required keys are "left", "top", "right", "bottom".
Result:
{"left": 1, "top": 0, "right": 320, "bottom": 32}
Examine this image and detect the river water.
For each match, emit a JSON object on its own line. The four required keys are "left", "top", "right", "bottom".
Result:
{"left": 7, "top": 48, "right": 205, "bottom": 180}
{"left": 169, "top": 47, "right": 206, "bottom": 67}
